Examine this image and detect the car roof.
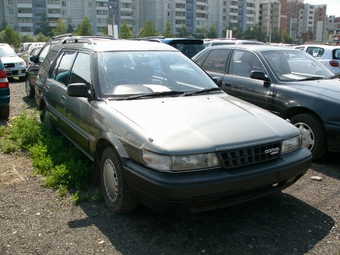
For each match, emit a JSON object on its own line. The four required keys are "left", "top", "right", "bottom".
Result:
{"left": 50, "top": 38, "right": 180, "bottom": 52}
{"left": 206, "top": 44, "right": 296, "bottom": 52}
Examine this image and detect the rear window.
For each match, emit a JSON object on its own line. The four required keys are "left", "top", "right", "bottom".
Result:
{"left": 165, "top": 40, "right": 205, "bottom": 58}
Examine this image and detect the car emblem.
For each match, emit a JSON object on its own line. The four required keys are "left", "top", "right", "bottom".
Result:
{"left": 265, "top": 147, "right": 280, "bottom": 155}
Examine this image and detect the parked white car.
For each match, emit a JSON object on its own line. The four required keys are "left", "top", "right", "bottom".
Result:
{"left": 0, "top": 46, "right": 26, "bottom": 81}
{"left": 294, "top": 44, "right": 340, "bottom": 76}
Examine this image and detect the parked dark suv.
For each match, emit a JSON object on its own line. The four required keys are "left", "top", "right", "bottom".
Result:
{"left": 35, "top": 38, "right": 311, "bottom": 214}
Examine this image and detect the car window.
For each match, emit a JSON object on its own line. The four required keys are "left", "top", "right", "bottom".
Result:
{"left": 262, "top": 50, "right": 334, "bottom": 81}
{"left": 97, "top": 51, "right": 217, "bottom": 97}
{"left": 70, "top": 53, "right": 91, "bottom": 86}
{"left": 0, "top": 47, "right": 17, "bottom": 57}
{"left": 52, "top": 51, "right": 77, "bottom": 85}
{"left": 201, "top": 49, "right": 229, "bottom": 73}
{"left": 333, "top": 49, "right": 340, "bottom": 59}
{"left": 229, "top": 50, "right": 261, "bottom": 77}
{"left": 38, "top": 44, "right": 51, "bottom": 62}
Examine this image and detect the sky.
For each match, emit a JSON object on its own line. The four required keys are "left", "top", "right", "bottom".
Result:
{"left": 304, "top": 0, "right": 340, "bottom": 16}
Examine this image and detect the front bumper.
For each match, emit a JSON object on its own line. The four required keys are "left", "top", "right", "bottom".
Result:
{"left": 5, "top": 67, "right": 26, "bottom": 78}
{"left": 123, "top": 148, "right": 312, "bottom": 214}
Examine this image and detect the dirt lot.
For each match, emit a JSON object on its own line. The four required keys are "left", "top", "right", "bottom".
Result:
{"left": 0, "top": 81, "right": 340, "bottom": 255}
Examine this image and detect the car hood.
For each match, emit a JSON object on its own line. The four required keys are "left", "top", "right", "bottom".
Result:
{"left": 290, "top": 78, "right": 340, "bottom": 101}
{"left": 0, "top": 56, "right": 24, "bottom": 64}
{"left": 108, "top": 94, "right": 298, "bottom": 153}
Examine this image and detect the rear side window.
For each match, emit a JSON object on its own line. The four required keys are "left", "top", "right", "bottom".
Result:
{"left": 201, "top": 49, "right": 230, "bottom": 73}
{"left": 333, "top": 49, "right": 340, "bottom": 59}
{"left": 52, "top": 51, "right": 77, "bottom": 85}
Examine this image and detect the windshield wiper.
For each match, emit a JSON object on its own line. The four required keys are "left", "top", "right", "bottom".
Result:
{"left": 124, "top": 91, "right": 184, "bottom": 100}
{"left": 297, "top": 76, "right": 324, "bottom": 81}
{"left": 180, "top": 87, "right": 222, "bottom": 97}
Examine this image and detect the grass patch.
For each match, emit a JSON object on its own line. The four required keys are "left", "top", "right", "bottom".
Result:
{"left": 0, "top": 110, "right": 95, "bottom": 203}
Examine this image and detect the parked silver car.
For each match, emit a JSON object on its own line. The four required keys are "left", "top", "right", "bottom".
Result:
{"left": 294, "top": 44, "right": 340, "bottom": 76}
{"left": 35, "top": 38, "right": 312, "bottom": 214}
{"left": 0, "top": 46, "right": 26, "bottom": 81}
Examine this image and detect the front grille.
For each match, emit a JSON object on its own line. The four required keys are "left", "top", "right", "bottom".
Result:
{"left": 4, "top": 63, "right": 15, "bottom": 68}
{"left": 218, "top": 142, "right": 281, "bottom": 169}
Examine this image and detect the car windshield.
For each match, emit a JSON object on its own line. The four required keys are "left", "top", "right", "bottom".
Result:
{"left": 262, "top": 50, "right": 335, "bottom": 81}
{"left": 0, "top": 47, "right": 18, "bottom": 57}
{"left": 97, "top": 51, "right": 218, "bottom": 98}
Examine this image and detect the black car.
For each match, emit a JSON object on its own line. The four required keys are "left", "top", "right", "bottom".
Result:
{"left": 192, "top": 44, "right": 340, "bottom": 160}
{"left": 25, "top": 33, "right": 72, "bottom": 98}
{"left": 137, "top": 36, "right": 205, "bottom": 58}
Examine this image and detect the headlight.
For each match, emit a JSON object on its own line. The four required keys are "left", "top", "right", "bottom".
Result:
{"left": 17, "top": 61, "right": 26, "bottom": 67}
{"left": 142, "top": 148, "right": 220, "bottom": 172}
{"left": 281, "top": 135, "right": 302, "bottom": 155}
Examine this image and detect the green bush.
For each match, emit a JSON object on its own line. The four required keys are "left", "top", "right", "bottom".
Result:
{"left": 0, "top": 111, "right": 93, "bottom": 201}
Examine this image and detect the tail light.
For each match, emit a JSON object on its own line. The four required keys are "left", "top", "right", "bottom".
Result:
{"left": 0, "top": 69, "right": 9, "bottom": 88}
{"left": 329, "top": 60, "right": 339, "bottom": 67}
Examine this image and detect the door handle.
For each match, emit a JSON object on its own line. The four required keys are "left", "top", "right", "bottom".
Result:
{"left": 61, "top": 95, "right": 66, "bottom": 104}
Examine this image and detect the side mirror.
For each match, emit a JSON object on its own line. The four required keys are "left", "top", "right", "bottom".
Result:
{"left": 30, "top": 55, "right": 38, "bottom": 63}
{"left": 67, "top": 83, "right": 88, "bottom": 97}
{"left": 250, "top": 71, "right": 271, "bottom": 83}
{"left": 212, "top": 76, "right": 222, "bottom": 87}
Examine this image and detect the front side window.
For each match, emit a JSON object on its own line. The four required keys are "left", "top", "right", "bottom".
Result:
{"left": 69, "top": 53, "right": 91, "bottom": 86}
{"left": 229, "top": 50, "right": 262, "bottom": 77}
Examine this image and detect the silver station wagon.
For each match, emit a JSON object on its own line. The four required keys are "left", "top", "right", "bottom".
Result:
{"left": 35, "top": 38, "right": 312, "bottom": 214}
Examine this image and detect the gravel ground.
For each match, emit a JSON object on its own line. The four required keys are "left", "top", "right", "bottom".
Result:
{"left": 0, "top": 80, "right": 340, "bottom": 255}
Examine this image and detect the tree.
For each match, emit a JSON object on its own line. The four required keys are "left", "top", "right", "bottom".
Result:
{"left": 66, "top": 17, "right": 74, "bottom": 34}
{"left": 225, "top": 22, "right": 243, "bottom": 39}
{"left": 35, "top": 13, "right": 53, "bottom": 37}
{"left": 20, "top": 34, "right": 37, "bottom": 43}
{"left": 36, "top": 32, "right": 50, "bottom": 42}
{"left": 206, "top": 24, "right": 217, "bottom": 39}
{"left": 1, "top": 25, "right": 20, "bottom": 47}
{"left": 282, "top": 30, "right": 293, "bottom": 44}
{"left": 193, "top": 27, "right": 206, "bottom": 39}
{"left": 52, "top": 18, "right": 67, "bottom": 36}
{"left": 270, "top": 29, "right": 281, "bottom": 43}
{"left": 163, "top": 22, "right": 175, "bottom": 37}
{"left": 75, "top": 17, "right": 94, "bottom": 36}
{"left": 119, "top": 20, "right": 134, "bottom": 39}
{"left": 137, "top": 20, "right": 159, "bottom": 37}
{"left": 178, "top": 25, "right": 189, "bottom": 37}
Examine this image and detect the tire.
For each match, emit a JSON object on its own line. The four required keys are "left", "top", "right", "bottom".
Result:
{"left": 291, "top": 113, "right": 327, "bottom": 160}
{"left": 0, "top": 105, "right": 10, "bottom": 120}
{"left": 25, "top": 77, "right": 35, "bottom": 98}
{"left": 100, "top": 147, "right": 138, "bottom": 213}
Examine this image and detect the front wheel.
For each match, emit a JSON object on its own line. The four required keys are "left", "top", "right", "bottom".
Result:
{"left": 291, "top": 113, "right": 327, "bottom": 160}
{"left": 100, "top": 147, "right": 138, "bottom": 213}
{"left": 25, "top": 78, "right": 35, "bottom": 98}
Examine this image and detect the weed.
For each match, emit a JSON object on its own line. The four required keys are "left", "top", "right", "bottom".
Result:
{"left": 1, "top": 111, "right": 93, "bottom": 198}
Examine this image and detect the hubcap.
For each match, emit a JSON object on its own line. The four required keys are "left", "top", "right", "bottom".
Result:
{"left": 294, "top": 122, "right": 315, "bottom": 151}
{"left": 103, "top": 158, "right": 118, "bottom": 203}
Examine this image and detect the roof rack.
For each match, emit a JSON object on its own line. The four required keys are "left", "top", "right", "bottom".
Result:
{"left": 61, "top": 36, "right": 117, "bottom": 45}
{"left": 51, "top": 33, "right": 72, "bottom": 40}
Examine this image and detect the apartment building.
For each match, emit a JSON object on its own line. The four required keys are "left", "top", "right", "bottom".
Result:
{"left": 0, "top": 0, "right": 332, "bottom": 43}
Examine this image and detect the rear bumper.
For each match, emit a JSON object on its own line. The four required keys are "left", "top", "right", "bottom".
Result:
{"left": 0, "top": 89, "right": 10, "bottom": 106}
{"left": 123, "top": 148, "right": 312, "bottom": 214}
